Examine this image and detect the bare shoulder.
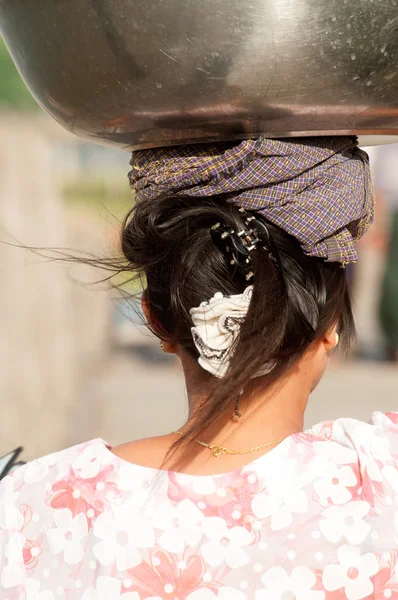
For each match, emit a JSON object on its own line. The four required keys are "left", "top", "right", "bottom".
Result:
{"left": 111, "top": 434, "right": 175, "bottom": 469}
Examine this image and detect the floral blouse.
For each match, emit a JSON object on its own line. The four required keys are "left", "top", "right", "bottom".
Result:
{"left": 2, "top": 412, "right": 398, "bottom": 599}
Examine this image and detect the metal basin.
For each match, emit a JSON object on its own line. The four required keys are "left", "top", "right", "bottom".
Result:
{"left": 1, "top": 0, "right": 398, "bottom": 150}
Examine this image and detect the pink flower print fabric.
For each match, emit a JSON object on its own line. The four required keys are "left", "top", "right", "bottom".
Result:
{"left": 2, "top": 412, "right": 398, "bottom": 599}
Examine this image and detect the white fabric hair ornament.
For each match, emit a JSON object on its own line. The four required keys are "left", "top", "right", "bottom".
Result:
{"left": 190, "top": 286, "right": 274, "bottom": 378}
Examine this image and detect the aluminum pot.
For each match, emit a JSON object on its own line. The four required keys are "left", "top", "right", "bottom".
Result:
{"left": 1, "top": 0, "right": 398, "bottom": 150}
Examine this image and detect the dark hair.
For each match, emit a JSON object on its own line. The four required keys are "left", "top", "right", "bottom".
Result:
{"left": 120, "top": 195, "right": 355, "bottom": 453}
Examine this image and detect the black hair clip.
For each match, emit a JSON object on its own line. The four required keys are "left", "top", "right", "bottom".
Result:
{"left": 210, "top": 208, "right": 276, "bottom": 281}
{"left": 211, "top": 223, "right": 251, "bottom": 266}
{"left": 244, "top": 213, "right": 278, "bottom": 266}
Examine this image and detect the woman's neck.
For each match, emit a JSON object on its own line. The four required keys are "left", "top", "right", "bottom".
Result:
{"left": 173, "top": 355, "right": 313, "bottom": 474}
{"left": 187, "top": 381, "right": 306, "bottom": 446}
{"left": 112, "top": 353, "right": 316, "bottom": 477}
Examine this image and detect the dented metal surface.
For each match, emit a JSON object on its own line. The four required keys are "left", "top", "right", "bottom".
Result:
{"left": 1, "top": 0, "right": 398, "bottom": 149}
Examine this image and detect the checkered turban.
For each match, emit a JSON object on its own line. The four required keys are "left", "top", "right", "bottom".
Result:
{"left": 128, "top": 136, "right": 374, "bottom": 264}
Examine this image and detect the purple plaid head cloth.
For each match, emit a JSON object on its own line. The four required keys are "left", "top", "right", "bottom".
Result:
{"left": 128, "top": 136, "right": 374, "bottom": 264}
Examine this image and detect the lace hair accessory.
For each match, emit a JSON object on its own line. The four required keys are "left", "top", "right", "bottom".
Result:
{"left": 190, "top": 286, "right": 274, "bottom": 378}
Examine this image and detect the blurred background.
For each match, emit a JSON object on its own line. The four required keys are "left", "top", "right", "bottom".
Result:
{"left": 0, "top": 38, "right": 397, "bottom": 462}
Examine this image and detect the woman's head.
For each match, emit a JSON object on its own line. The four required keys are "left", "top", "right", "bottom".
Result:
{"left": 120, "top": 194, "right": 355, "bottom": 439}
{"left": 119, "top": 134, "right": 373, "bottom": 451}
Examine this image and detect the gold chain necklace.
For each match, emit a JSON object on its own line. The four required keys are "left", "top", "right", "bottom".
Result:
{"left": 174, "top": 430, "right": 284, "bottom": 458}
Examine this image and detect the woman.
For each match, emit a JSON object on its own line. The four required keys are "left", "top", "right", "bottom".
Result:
{"left": 1, "top": 135, "right": 397, "bottom": 600}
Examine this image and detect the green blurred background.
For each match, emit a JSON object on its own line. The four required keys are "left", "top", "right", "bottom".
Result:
{"left": 0, "top": 38, "right": 38, "bottom": 109}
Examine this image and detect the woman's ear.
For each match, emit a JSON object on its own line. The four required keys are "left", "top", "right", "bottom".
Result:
{"left": 141, "top": 292, "right": 178, "bottom": 354}
{"left": 323, "top": 325, "right": 340, "bottom": 353}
